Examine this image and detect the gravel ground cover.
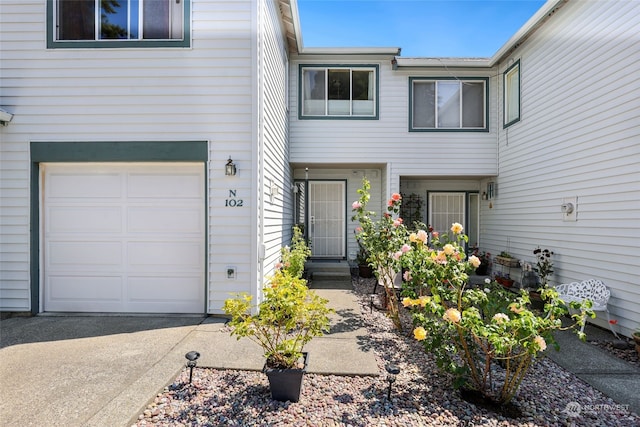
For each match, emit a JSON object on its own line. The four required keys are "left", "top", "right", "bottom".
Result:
{"left": 135, "top": 276, "right": 639, "bottom": 427}
{"left": 590, "top": 340, "right": 639, "bottom": 369}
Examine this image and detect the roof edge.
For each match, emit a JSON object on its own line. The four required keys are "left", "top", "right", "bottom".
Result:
{"left": 490, "top": 0, "right": 568, "bottom": 65}
{"left": 393, "top": 57, "right": 493, "bottom": 68}
{"left": 298, "top": 46, "right": 401, "bottom": 56}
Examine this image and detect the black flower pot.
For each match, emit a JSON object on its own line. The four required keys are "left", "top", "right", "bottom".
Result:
{"left": 358, "top": 264, "right": 374, "bottom": 278}
{"left": 475, "top": 264, "right": 489, "bottom": 275}
{"left": 263, "top": 353, "right": 308, "bottom": 402}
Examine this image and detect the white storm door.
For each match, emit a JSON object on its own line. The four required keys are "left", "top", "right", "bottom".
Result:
{"left": 309, "top": 181, "right": 345, "bottom": 258}
{"left": 42, "top": 162, "right": 205, "bottom": 313}
{"left": 428, "top": 192, "right": 465, "bottom": 240}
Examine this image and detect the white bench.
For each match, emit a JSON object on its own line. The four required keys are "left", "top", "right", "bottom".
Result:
{"left": 555, "top": 279, "right": 619, "bottom": 338}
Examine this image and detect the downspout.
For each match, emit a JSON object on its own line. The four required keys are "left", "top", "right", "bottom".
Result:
{"left": 254, "top": 0, "right": 265, "bottom": 304}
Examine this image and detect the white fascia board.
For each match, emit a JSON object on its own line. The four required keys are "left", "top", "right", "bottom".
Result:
{"left": 394, "top": 57, "right": 492, "bottom": 68}
{"left": 288, "top": 0, "right": 304, "bottom": 54}
{"left": 490, "top": 0, "right": 567, "bottom": 65}
{"left": 299, "top": 46, "right": 401, "bottom": 56}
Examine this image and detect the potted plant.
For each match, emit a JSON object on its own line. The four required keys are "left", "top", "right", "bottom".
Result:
{"left": 356, "top": 245, "right": 373, "bottom": 278}
{"left": 223, "top": 227, "right": 333, "bottom": 402}
{"left": 533, "top": 247, "right": 554, "bottom": 287}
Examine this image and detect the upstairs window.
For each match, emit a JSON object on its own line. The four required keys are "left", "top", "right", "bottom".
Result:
{"left": 300, "top": 65, "right": 378, "bottom": 119}
{"left": 410, "top": 78, "right": 488, "bottom": 131}
{"left": 48, "top": 0, "right": 189, "bottom": 48}
{"left": 503, "top": 60, "right": 521, "bottom": 127}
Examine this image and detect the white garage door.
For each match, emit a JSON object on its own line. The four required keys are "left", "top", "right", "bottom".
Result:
{"left": 42, "top": 163, "right": 205, "bottom": 313}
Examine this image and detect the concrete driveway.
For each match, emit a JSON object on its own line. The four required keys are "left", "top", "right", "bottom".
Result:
{"left": 0, "top": 290, "right": 379, "bottom": 426}
{"left": 0, "top": 316, "right": 206, "bottom": 427}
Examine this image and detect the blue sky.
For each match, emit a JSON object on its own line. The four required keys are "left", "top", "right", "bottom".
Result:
{"left": 297, "top": 0, "right": 547, "bottom": 57}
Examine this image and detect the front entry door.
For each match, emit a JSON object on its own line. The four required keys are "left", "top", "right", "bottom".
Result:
{"left": 309, "top": 181, "right": 345, "bottom": 258}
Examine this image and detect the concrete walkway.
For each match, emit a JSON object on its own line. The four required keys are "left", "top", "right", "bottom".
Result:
{"left": 547, "top": 322, "right": 640, "bottom": 415}
{"left": 0, "top": 273, "right": 378, "bottom": 426}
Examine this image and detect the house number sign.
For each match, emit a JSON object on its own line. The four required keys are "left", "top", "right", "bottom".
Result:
{"left": 225, "top": 189, "right": 243, "bottom": 207}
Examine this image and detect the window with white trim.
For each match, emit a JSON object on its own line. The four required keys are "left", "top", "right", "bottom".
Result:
{"left": 410, "top": 78, "right": 488, "bottom": 131}
{"left": 503, "top": 60, "right": 521, "bottom": 127}
{"left": 50, "top": 0, "right": 188, "bottom": 47}
{"left": 300, "top": 66, "right": 378, "bottom": 118}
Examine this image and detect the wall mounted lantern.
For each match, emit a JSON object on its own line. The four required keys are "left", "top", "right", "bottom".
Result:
{"left": 225, "top": 157, "right": 236, "bottom": 176}
{"left": 0, "top": 108, "right": 13, "bottom": 126}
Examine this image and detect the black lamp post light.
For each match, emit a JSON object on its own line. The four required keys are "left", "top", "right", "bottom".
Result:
{"left": 185, "top": 351, "right": 200, "bottom": 384}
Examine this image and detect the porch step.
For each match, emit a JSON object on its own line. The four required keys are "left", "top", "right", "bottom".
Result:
{"left": 311, "top": 271, "right": 351, "bottom": 281}
{"left": 305, "top": 261, "right": 353, "bottom": 290}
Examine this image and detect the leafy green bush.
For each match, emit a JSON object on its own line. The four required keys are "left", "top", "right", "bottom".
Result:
{"left": 223, "top": 226, "right": 332, "bottom": 369}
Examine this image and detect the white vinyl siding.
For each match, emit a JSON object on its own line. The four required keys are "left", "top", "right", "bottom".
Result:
{"left": 290, "top": 59, "right": 497, "bottom": 176}
{"left": 0, "top": 0, "right": 256, "bottom": 313}
{"left": 485, "top": 0, "right": 640, "bottom": 336}
{"left": 249, "top": 0, "right": 291, "bottom": 308}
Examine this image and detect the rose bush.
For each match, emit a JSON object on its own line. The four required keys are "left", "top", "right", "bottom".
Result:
{"left": 352, "top": 180, "right": 594, "bottom": 404}
{"left": 351, "top": 179, "right": 408, "bottom": 331}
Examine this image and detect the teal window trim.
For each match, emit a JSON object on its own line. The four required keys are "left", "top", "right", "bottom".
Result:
{"left": 409, "top": 77, "right": 489, "bottom": 132}
{"left": 503, "top": 59, "right": 521, "bottom": 128}
{"left": 298, "top": 64, "right": 379, "bottom": 120}
{"left": 46, "top": 0, "right": 191, "bottom": 49}
{"left": 29, "top": 140, "right": 208, "bottom": 314}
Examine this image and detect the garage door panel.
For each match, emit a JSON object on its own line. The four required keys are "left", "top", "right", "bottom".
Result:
{"left": 43, "top": 162, "right": 205, "bottom": 314}
{"left": 128, "top": 276, "right": 202, "bottom": 302}
{"left": 127, "top": 241, "right": 202, "bottom": 270}
{"left": 128, "top": 173, "right": 203, "bottom": 199}
{"left": 48, "top": 207, "right": 123, "bottom": 233}
{"left": 48, "top": 276, "right": 123, "bottom": 301}
{"left": 48, "top": 173, "right": 122, "bottom": 199}
{"left": 48, "top": 241, "right": 122, "bottom": 268}
{"left": 127, "top": 207, "right": 203, "bottom": 233}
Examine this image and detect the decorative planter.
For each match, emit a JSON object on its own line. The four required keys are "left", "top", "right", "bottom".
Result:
{"left": 495, "top": 276, "right": 514, "bottom": 287}
{"left": 264, "top": 353, "right": 308, "bottom": 402}
{"left": 495, "top": 256, "right": 519, "bottom": 268}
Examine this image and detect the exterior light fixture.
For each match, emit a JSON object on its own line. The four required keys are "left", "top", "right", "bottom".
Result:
{"left": 0, "top": 108, "right": 13, "bottom": 126}
{"left": 560, "top": 202, "right": 574, "bottom": 215}
{"left": 225, "top": 157, "right": 236, "bottom": 176}
{"left": 185, "top": 351, "right": 200, "bottom": 384}
{"left": 385, "top": 363, "right": 400, "bottom": 400}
